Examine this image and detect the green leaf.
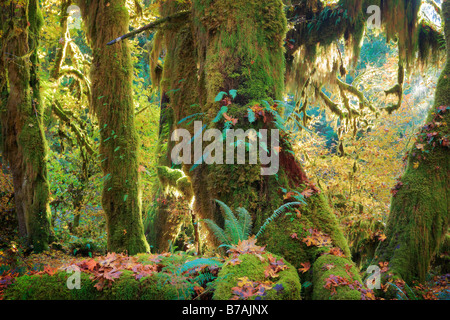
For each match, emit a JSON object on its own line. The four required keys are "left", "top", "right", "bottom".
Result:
{"left": 124, "top": 194, "right": 128, "bottom": 201}
{"left": 229, "top": 89, "right": 237, "bottom": 99}
{"left": 214, "top": 91, "right": 228, "bottom": 102}
{"left": 247, "top": 108, "right": 256, "bottom": 123}
{"left": 213, "top": 106, "right": 228, "bottom": 123}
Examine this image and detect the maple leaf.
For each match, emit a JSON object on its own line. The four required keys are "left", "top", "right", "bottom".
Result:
{"left": 223, "top": 113, "right": 238, "bottom": 125}
{"left": 379, "top": 261, "right": 389, "bottom": 273}
{"left": 413, "top": 162, "right": 419, "bottom": 169}
{"left": 301, "top": 188, "right": 314, "bottom": 198}
{"left": 290, "top": 233, "right": 299, "bottom": 240}
{"left": 415, "top": 143, "right": 425, "bottom": 150}
{"left": 298, "top": 262, "right": 311, "bottom": 274}
{"left": 85, "top": 258, "right": 98, "bottom": 271}
{"left": 302, "top": 236, "right": 315, "bottom": 247}
{"left": 378, "top": 234, "right": 387, "bottom": 242}
{"left": 237, "top": 277, "right": 253, "bottom": 288}
{"left": 328, "top": 247, "right": 345, "bottom": 257}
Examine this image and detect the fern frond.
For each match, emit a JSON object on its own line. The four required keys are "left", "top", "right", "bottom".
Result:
{"left": 224, "top": 219, "right": 243, "bottom": 245}
{"left": 203, "top": 219, "right": 231, "bottom": 246}
{"left": 255, "top": 202, "right": 303, "bottom": 239}
{"left": 235, "top": 207, "right": 252, "bottom": 239}
{"left": 215, "top": 199, "right": 243, "bottom": 241}
{"left": 178, "top": 258, "right": 223, "bottom": 274}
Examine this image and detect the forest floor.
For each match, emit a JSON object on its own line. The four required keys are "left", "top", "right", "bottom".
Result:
{"left": 1, "top": 245, "right": 449, "bottom": 300}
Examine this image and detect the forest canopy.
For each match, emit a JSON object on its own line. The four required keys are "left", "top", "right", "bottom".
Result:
{"left": 0, "top": 0, "right": 449, "bottom": 302}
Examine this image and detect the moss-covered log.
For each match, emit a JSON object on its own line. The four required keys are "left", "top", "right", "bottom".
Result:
{"left": 214, "top": 252, "right": 302, "bottom": 300}
{"left": 0, "top": 0, "right": 52, "bottom": 252}
{"left": 373, "top": 0, "right": 450, "bottom": 283}
{"left": 77, "top": 0, "right": 149, "bottom": 255}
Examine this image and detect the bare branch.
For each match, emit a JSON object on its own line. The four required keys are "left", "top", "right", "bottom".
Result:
{"left": 107, "top": 10, "right": 190, "bottom": 46}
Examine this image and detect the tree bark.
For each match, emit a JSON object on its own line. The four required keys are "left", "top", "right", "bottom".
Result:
{"left": 373, "top": 0, "right": 450, "bottom": 283}
{"left": 77, "top": 0, "right": 149, "bottom": 255}
{"left": 0, "top": 0, "right": 52, "bottom": 252}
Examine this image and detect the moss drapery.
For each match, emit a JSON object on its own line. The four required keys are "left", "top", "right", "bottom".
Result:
{"left": 373, "top": 0, "right": 450, "bottom": 283}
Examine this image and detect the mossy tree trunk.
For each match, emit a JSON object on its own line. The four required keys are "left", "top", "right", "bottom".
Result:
{"left": 373, "top": 0, "right": 450, "bottom": 283}
{"left": 154, "top": 0, "right": 359, "bottom": 298}
{"left": 77, "top": 0, "right": 149, "bottom": 255}
{"left": 0, "top": 0, "right": 51, "bottom": 252}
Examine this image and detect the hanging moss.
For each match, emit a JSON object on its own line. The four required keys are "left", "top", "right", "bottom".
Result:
{"left": 373, "top": 0, "right": 450, "bottom": 283}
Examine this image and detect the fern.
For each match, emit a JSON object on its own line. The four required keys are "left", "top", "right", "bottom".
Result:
{"left": 255, "top": 202, "right": 304, "bottom": 239}
{"left": 235, "top": 207, "right": 252, "bottom": 239}
{"left": 203, "top": 200, "right": 253, "bottom": 247}
{"left": 177, "top": 258, "right": 223, "bottom": 275}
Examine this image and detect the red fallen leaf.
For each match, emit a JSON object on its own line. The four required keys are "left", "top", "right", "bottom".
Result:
{"left": 85, "top": 258, "right": 98, "bottom": 271}
{"left": 284, "top": 192, "right": 297, "bottom": 200}
{"left": 40, "top": 265, "right": 58, "bottom": 276}
{"left": 223, "top": 112, "right": 238, "bottom": 125}
{"left": 290, "top": 233, "right": 299, "bottom": 240}
{"left": 328, "top": 247, "right": 345, "bottom": 257}
{"left": 379, "top": 261, "right": 389, "bottom": 273}
{"left": 264, "top": 268, "right": 279, "bottom": 278}
{"left": 301, "top": 188, "right": 314, "bottom": 198}
{"left": 298, "top": 262, "right": 311, "bottom": 274}
{"left": 344, "top": 264, "right": 353, "bottom": 277}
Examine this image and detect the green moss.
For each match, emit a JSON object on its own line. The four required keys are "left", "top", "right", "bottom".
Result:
{"left": 4, "top": 268, "right": 180, "bottom": 300}
{"left": 262, "top": 192, "right": 351, "bottom": 270}
{"left": 139, "top": 273, "right": 179, "bottom": 300}
{"left": 312, "top": 255, "right": 362, "bottom": 300}
{"left": 214, "top": 252, "right": 301, "bottom": 300}
{"left": 157, "top": 166, "right": 185, "bottom": 189}
{"left": 4, "top": 272, "right": 96, "bottom": 300}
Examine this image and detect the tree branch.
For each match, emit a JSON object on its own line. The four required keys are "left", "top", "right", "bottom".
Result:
{"left": 52, "top": 100, "right": 97, "bottom": 155}
{"left": 107, "top": 10, "right": 190, "bottom": 46}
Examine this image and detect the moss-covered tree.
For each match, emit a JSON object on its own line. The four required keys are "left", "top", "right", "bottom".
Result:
{"left": 373, "top": 0, "right": 450, "bottom": 283}
{"left": 114, "top": 0, "right": 447, "bottom": 298}
{"left": 0, "top": 0, "right": 52, "bottom": 252}
{"left": 77, "top": 0, "right": 149, "bottom": 255}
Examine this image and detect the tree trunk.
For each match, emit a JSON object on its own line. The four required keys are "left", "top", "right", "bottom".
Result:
{"left": 0, "top": 0, "right": 52, "bottom": 252}
{"left": 373, "top": 0, "right": 450, "bottom": 283}
{"left": 155, "top": 0, "right": 359, "bottom": 298}
{"left": 77, "top": 0, "right": 149, "bottom": 255}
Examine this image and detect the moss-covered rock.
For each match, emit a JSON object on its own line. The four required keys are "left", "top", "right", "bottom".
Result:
{"left": 213, "top": 252, "right": 301, "bottom": 300}
{"left": 312, "top": 255, "right": 362, "bottom": 300}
